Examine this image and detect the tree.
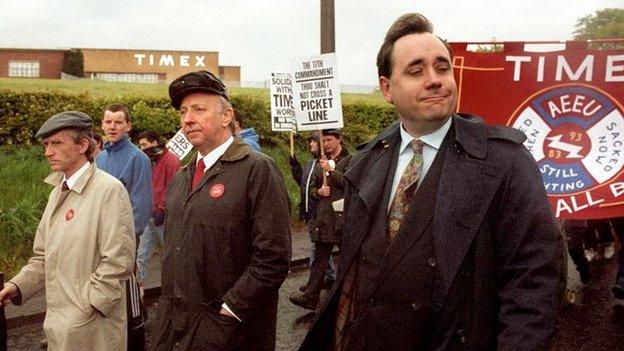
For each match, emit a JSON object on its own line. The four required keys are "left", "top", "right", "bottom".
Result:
{"left": 574, "top": 8, "right": 624, "bottom": 49}
{"left": 62, "top": 49, "right": 84, "bottom": 77}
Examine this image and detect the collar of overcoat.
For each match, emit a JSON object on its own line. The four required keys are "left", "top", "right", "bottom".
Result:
{"left": 45, "top": 162, "right": 96, "bottom": 194}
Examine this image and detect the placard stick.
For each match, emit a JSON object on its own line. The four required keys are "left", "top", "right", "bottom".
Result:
{"left": 319, "top": 129, "right": 327, "bottom": 186}
{"left": 289, "top": 132, "right": 295, "bottom": 158}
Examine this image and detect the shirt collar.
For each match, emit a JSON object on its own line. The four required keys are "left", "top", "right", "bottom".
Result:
{"left": 63, "top": 161, "right": 91, "bottom": 189}
{"left": 196, "top": 136, "right": 235, "bottom": 170}
{"left": 399, "top": 117, "right": 453, "bottom": 154}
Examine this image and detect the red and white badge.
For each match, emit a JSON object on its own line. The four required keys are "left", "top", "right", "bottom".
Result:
{"left": 209, "top": 183, "right": 225, "bottom": 198}
{"left": 65, "top": 209, "right": 75, "bottom": 221}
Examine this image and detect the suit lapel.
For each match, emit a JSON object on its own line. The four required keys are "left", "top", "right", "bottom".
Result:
{"left": 339, "top": 127, "right": 400, "bottom": 275}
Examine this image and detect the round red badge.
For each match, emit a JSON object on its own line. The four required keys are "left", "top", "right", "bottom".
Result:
{"left": 65, "top": 209, "right": 75, "bottom": 221}
{"left": 209, "top": 183, "right": 225, "bottom": 198}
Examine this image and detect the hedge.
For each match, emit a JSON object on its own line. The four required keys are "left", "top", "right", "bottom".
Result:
{"left": 0, "top": 89, "right": 397, "bottom": 149}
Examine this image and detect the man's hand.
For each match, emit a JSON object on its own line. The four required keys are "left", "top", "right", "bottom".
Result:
{"left": 318, "top": 185, "right": 331, "bottom": 197}
{"left": 319, "top": 158, "right": 335, "bottom": 172}
{"left": 0, "top": 283, "right": 18, "bottom": 306}
{"left": 288, "top": 155, "right": 300, "bottom": 168}
{"left": 220, "top": 307, "right": 234, "bottom": 318}
{"left": 152, "top": 208, "right": 165, "bottom": 227}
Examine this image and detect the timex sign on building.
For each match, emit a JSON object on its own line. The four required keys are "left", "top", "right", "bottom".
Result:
{"left": 0, "top": 48, "right": 241, "bottom": 85}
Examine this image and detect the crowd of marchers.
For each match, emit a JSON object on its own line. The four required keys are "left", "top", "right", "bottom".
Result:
{"left": 4, "top": 11, "right": 620, "bottom": 351}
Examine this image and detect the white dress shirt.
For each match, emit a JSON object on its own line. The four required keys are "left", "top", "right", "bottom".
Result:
{"left": 387, "top": 117, "right": 453, "bottom": 212}
{"left": 196, "top": 136, "right": 234, "bottom": 172}
{"left": 63, "top": 161, "right": 91, "bottom": 190}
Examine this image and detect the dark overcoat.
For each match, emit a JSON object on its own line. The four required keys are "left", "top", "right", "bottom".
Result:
{"left": 149, "top": 139, "right": 292, "bottom": 351}
{"left": 308, "top": 148, "right": 351, "bottom": 243}
{"left": 299, "top": 115, "right": 563, "bottom": 351}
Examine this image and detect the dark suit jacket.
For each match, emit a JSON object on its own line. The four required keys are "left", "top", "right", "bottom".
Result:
{"left": 299, "top": 114, "right": 563, "bottom": 351}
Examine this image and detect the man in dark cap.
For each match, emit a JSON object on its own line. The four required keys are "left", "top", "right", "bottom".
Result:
{"left": 0, "top": 111, "right": 135, "bottom": 350}
{"left": 290, "top": 129, "right": 350, "bottom": 310}
{"left": 149, "top": 71, "right": 291, "bottom": 351}
{"left": 289, "top": 132, "right": 337, "bottom": 292}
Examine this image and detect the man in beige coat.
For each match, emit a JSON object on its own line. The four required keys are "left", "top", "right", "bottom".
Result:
{"left": 0, "top": 111, "right": 135, "bottom": 350}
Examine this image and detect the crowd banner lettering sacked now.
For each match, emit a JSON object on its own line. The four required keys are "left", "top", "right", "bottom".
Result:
{"left": 450, "top": 40, "right": 624, "bottom": 219}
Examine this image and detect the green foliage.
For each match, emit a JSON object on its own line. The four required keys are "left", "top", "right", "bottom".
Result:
{"left": 574, "top": 8, "right": 624, "bottom": 49}
{"left": 0, "top": 89, "right": 395, "bottom": 147}
{"left": 63, "top": 49, "right": 84, "bottom": 77}
{"left": 0, "top": 146, "right": 51, "bottom": 277}
{"left": 474, "top": 44, "right": 504, "bottom": 52}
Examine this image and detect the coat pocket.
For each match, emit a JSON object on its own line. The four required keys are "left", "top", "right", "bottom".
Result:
{"left": 189, "top": 301, "right": 244, "bottom": 351}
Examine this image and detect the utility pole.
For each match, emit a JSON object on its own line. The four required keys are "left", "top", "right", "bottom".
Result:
{"left": 320, "top": 0, "right": 335, "bottom": 54}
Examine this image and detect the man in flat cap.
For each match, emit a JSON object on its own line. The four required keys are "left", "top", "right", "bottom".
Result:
{"left": 149, "top": 70, "right": 291, "bottom": 351}
{"left": 290, "top": 129, "right": 350, "bottom": 310}
{"left": 0, "top": 111, "right": 135, "bottom": 350}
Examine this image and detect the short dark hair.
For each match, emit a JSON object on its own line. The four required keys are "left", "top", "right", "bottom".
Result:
{"left": 233, "top": 109, "right": 246, "bottom": 128}
{"left": 138, "top": 130, "right": 162, "bottom": 146}
{"left": 105, "top": 103, "right": 131, "bottom": 122}
{"left": 69, "top": 128, "right": 95, "bottom": 162}
{"left": 92, "top": 132, "right": 103, "bottom": 148}
{"left": 376, "top": 13, "right": 453, "bottom": 78}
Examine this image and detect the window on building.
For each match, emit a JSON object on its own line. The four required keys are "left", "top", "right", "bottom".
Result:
{"left": 8, "top": 61, "right": 40, "bottom": 77}
{"left": 94, "top": 73, "right": 159, "bottom": 84}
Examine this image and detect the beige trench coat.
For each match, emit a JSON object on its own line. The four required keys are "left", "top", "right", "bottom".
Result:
{"left": 10, "top": 163, "right": 135, "bottom": 350}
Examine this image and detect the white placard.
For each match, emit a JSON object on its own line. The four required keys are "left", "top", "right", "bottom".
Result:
{"left": 292, "top": 53, "right": 343, "bottom": 131}
{"left": 270, "top": 72, "right": 296, "bottom": 132}
{"left": 166, "top": 129, "right": 193, "bottom": 160}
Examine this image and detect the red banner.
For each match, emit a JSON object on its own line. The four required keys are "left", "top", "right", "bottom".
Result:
{"left": 450, "top": 41, "right": 624, "bottom": 219}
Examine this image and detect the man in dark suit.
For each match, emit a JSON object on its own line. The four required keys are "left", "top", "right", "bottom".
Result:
{"left": 298, "top": 13, "right": 562, "bottom": 351}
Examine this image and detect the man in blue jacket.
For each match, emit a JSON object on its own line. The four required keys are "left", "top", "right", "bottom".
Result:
{"left": 96, "top": 103, "right": 152, "bottom": 351}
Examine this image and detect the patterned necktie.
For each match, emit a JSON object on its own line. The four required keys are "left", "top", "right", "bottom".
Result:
{"left": 387, "top": 139, "right": 424, "bottom": 242}
{"left": 192, "top": 159, "right": 206, "bottom": 190}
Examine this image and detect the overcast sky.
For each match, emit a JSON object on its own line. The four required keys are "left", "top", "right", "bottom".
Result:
{"left": 1, "top": 0, "right": 622, "bottom": 86}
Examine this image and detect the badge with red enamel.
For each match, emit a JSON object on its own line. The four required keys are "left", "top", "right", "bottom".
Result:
{"left": 209, "top": 183, "right": 225, "bottom": 198}
{"left": 65, "top": 209, "right": 75, "bottom": 221}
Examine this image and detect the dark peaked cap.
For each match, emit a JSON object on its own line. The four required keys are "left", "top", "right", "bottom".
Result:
{"left": 36, "top": 111, "right": 93, "bottom": 139}
{"left": 169, "top": 70, "right": 230, "bottom": 109}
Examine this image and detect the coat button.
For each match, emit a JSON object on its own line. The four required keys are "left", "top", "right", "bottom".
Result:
{"left": 427, "top": 257, "right": 436, "bottom": 267}
{"left": 176, "top": 246, "right": 181, "bottom": 252}
{"left": 411, "top": 302, "right": 422, "bottom": 311}
{"left": 369, "top": 298, "right": 375, "bottom": 305}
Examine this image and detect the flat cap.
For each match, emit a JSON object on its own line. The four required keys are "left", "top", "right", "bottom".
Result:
{"left": 169, "top": 70, "right": 230, "bottom": 109}
{"left": 36, "top": 111, "right": 93, "bottom": 139}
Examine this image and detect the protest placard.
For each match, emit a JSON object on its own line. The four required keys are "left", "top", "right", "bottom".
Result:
{"left": 292, "top": 53, "right": 343, "bottom": 131}
{"left": 166, "top": 129, "right": 193, "bottom": 160}
{"left": 270, "top": 72, "right": 296, "bottom": 132}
